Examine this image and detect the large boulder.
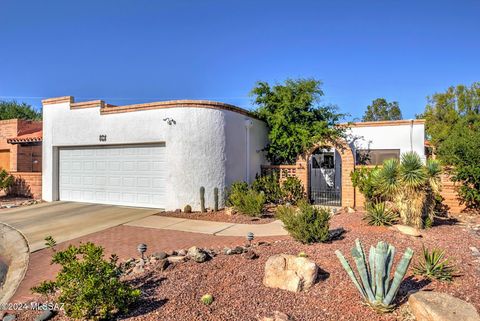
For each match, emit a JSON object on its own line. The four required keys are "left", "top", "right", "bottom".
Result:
{"left": 263, "top": 254, "right": 318, "bottom": 292}
{"left": 409, "top": 291, "right": 480, "bottom": 321}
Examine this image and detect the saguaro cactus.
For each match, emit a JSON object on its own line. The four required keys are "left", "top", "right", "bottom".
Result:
{"left": 335, "top": 239, "right": 414, "bottom": 313}
{"left": 214, "top": 187, "right": 219, "bottom": 211}
{"left": 200, "top": 186, "right": 206, "bottom": 212}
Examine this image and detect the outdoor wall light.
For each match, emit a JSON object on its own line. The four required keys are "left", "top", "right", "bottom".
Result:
{"left": 137, "top": 243, "right": 147, "bottom": 260}
{"left": 163, "top": 117, "right": 176, "bottom": 125}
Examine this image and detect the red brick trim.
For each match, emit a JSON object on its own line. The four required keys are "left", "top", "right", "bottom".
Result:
{"left": 100, "top": 99, "right": 257, "bottom": 118}
{"left": 41, "top": 96, "right": 74, "bottom": 105}
{"left": 41, "top": 96, "right": 258, "bottom": 119}
{"left": 71, "top": 100, "right": 105, "bottom": 109}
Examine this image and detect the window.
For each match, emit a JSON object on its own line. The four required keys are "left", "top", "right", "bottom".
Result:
{"left": 356, "top": 149, "right": 400, "bottom": 165}
{"left": 312, "top": 153, "right": 335, "bottom": 169}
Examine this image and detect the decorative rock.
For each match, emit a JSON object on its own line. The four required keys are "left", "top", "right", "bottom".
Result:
{"left": 167, "top": 255, "right": 187, "bottom": 263}
{"left": 223, "top": 248, "right": 233, "bottom": 255}
{"left": 152, "top": 251, "right": 168, "bottom": 260}
{"left": 243, "top": 249, "right": 258, "bottom": 260}
{"left": 328, "top": 227, "right": 346, "bottom": 241}
{"left": 470, "top": 247, "right": 480, "bottom": 257}
{"left": 347, "top": 207, "right": 355, "bottom": 213}
{"left": 156, "top": 259, "right": 170, "bottom": 271}
{"left": 409, "top": 291, "right": 480, "bottom": 321}
{"left": 34, "top": 310, "right": 56, "bottom": 321}
{"left": 132, "top": 265, "right": 145, "bottom": 274}
{"left": 187, "top": 246, "right": 209, "bottom": 263}
{"left": 394, "top": 224, "right": 422, "bottom": 237}
{"left": 232, "top": 246, "right": 245, "bottom": 254}
{"left": 165, "top": 250, "right": 176, "bottom": 256}
{"left": 258, "top": 311, "right": 291, "bottom": 321}
{"left": 225, "top": 207, "right": 236, "bottom": 216}
{"left": 3, "top": 314, "right": 16, "bottom": 321}
{"left": 174, "top": 208, "right": 181, "bottom": 213}
{"left": 263, "top": 254, "right": 318, "bottom": 292}
{"left": 177, "top": 249, "right": 187, "bottom": 256}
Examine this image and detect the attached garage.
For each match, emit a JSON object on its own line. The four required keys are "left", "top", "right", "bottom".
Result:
{"left": 59, "top": 144, "right": 167, "bottom": 208}
{"left": 42, "top": 96, "right": 268, "bottom": 211}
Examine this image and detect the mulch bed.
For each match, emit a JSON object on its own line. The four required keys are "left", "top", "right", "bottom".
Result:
{"left": 156, "top": 207, "right": 277, "bottom": 225}
{"left": 12, "top": 212, "right": 480, "bottom": 321}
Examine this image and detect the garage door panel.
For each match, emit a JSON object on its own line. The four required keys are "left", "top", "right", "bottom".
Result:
{"left": 59, "top": 144, "right": 166, "bottom": 208}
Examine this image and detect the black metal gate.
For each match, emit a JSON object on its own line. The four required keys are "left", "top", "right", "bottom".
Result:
{"left": 310, "top": 187, "right": 341, "bottom": 206}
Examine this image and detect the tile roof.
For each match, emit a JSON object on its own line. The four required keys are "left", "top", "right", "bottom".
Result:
{"left": 7, "top": 129, "right": 43, "bottom": 144}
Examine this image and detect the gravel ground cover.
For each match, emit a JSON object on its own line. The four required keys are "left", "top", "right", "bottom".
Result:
{"left": 12, "top": 211, "right": 480, "bottom": 321}
{"left": 157, "top": 207, "right": 277, "bottom": 225}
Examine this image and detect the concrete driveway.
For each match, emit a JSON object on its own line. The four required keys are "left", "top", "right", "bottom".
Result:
{"left": 0, "top": 202, "right": 160, "bottom": 252}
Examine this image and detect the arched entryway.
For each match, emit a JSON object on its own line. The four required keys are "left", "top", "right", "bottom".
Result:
{"left": 295, "top": 140, "right": 355, "bottom": 208}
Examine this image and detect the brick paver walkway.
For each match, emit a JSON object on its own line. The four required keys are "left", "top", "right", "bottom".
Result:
{"left": 12, "top": 225, "right": 286, "bottom": 303}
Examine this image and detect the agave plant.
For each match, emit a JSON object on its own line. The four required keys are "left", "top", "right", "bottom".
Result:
{"left": 413, "top": 246, "right": 455, "bottom": 281}
{"left": 364, "top": 202, "right": 398, "bottom": 226}
{"left": 335, "top": 239, "right": 414, "bottom": 313}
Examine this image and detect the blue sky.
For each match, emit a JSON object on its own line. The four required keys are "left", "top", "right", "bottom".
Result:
{"left": 0, "top": 0, "right": 479, "bottom": 120}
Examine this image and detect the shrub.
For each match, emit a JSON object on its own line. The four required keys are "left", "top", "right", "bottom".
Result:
{"left": 336, "top": 239, "right": 414, "bottom": 313}
{"left": 277, "top": 201, "right": 331, "bottom": 244}
{"left": 282, "top": 176, "right": 304, "bottom": 205}
{"left": 350, "top": 166, "right": 382, "bottom": 204}
{"left": 235, "top": 189, "right": 266, "bottom": 217}
{"left": 184, "top": 205, "right": 192, "bottom": 213}
{"left": 364, "top": 202, "right": 398, "bottom": 226}
{"left": 0, "top": 169, "right": 14, "bottom": 192}
{"left": 252, "top": 172, "right": 283, "bottom": 203}
{"left": 226, "top": 181, "right": 249, "bottom": 207}
{"left": 413, "top": 246, "right": 455, "bottom": 281}
{"left": 32, "top": 242, "right": 140, "bottom": 320}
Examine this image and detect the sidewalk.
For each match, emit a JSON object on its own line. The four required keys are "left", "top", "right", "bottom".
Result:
{"left": 125, "top": 216, "right": 288, "bottom": 237}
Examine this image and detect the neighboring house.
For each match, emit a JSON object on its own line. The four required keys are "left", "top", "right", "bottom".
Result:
{"left": 264, "top": 119, "right": 427, "bottom": 208}
{"left": 41, "top": 96, "right": 268, "bottom": 211}
{"left": 0, "top": 119, "right": 42, "bottom": 198}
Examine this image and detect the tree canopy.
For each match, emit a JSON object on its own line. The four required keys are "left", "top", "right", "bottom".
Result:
{"left": 0, "top": 100, "right": 42, "bottom": 120}
{"left": 362, "top": 98, "right": 402, "bottom": 122}
{"left": 420, "top": 82, "right": 480, "bottom": 209}
{"left": 251, "top": 78, "right": 346, "bottom": 165}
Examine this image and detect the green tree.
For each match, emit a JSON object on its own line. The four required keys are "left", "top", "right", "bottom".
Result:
{"left": 362, "top": 98, "right": 402, "bottom": 122}
{"left": 251, "top": 78, "right": 346, "bottom": 165}
{"left": 419, "top": 82, "right": 480, "bottom": 209}
{"left": 0, "top": 100, "right": 42, "bottom": 120}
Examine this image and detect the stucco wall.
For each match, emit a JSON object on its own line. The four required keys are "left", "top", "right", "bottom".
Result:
{"left": 348, "top": 122, "right": 426, "bottom": 162}
{"left": 42, "top": 100, "right": 267, "bottom": 210}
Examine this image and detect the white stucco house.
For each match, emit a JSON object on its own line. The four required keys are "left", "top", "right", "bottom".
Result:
{"left": 41, "top": 96, "right": 268, "bottom": 211}
{"left": 42, "top": 95, "right": 426, "bottom": 210}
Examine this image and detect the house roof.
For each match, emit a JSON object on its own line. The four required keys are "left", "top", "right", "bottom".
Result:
{"left": 7, "top": 129, "right": 43, "bottom": 144}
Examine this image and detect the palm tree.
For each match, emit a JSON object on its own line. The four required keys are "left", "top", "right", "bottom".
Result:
{"left": 376, "top": 152, "right": 441, "bottom": 229}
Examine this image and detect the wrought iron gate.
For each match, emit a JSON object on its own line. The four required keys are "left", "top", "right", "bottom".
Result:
{"left": 309, "top": 148, "right": 341, "bottom": 206}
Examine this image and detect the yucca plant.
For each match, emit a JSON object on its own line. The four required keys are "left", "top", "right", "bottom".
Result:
{"left": 364, "top": 202, "right": 398, "bottom": 226}
{"left": 413, "top": 246, "right": 455, "bottom": 281}
{"left": 423, "top": 159, "right": 442, "bottom": 225}
{"left": 335, "top": 239, "right": 414, "bottom": 313}
{"left": 376, "top": 152, "right": 441, "bottom": 229}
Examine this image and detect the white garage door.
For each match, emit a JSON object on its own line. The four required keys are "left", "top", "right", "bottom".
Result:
{"left": 59, "top": 144, "right": 167, "bottom": 208}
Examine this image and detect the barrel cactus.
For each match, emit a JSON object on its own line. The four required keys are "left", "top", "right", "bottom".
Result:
{"left": 214, "top": 187, "right": 219, "bottom": 212}
{"left": 200, "top": 293, "right": 214, "bottom": 305}
{"left": 200, "top": 186, "right": 206, "bottom": 212}
{"left": 335, "top": 239, "right": 414, "bottom": 313}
